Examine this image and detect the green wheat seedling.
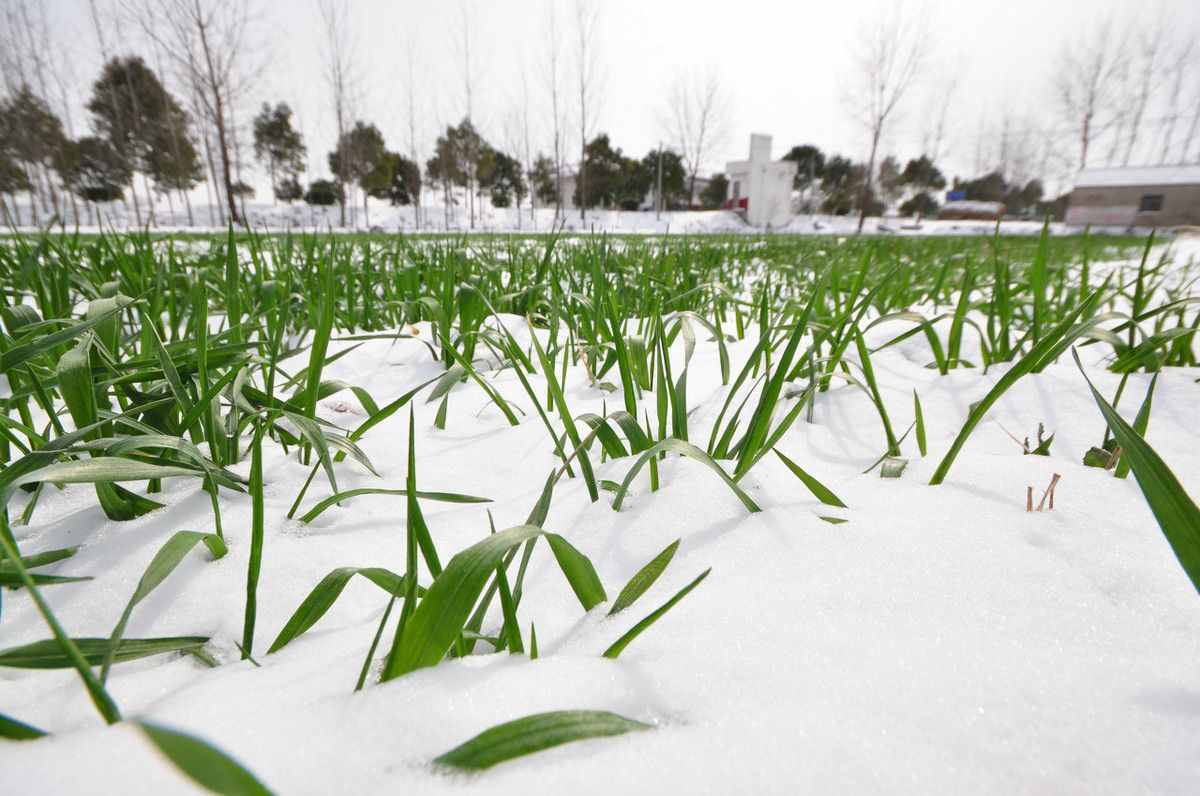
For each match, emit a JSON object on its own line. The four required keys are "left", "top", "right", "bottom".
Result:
{"left": 0, "top": 226, "right": 1192, "bottom": 783}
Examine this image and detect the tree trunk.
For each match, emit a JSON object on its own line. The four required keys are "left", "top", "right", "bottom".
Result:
{"left": 143, "top": 173, "right": 157, "bottom": 226}
{"left": 212, "top": 100, "right": 240, "bottom": 225}
{"left": 1183, "top": 103, "right": 1200, "bottom": 163}
{"left": 196, "top": 15, "right": 241, "bottom": 226}
{"left": 128, "top": 174, "right": 142, "bottom": 226}
{"left": 579, "top": 137, "right": 586, "bottom": 222}
{"left": 856, "top": 127, "right": 881, "bottom": 234}
{"left": 1081, "top": 111, "right": 1092, "bottom": 169}
{"left": 200, "top": 128, "right": 224, "bottom": 226}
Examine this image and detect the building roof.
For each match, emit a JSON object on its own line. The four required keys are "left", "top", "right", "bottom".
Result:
{"left": 1073, "top": 164, "right": 1200, "bottom": 189}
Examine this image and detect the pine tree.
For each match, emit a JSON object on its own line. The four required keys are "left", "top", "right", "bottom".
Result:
{"left": 329, "top": 121, "right": 388, "bottom": 225}
{"left": 0, "top": 86, "right": 67, "bottom": 224}
{"left": 253, "top": 103, "right": 307, "bottom": 203}
{"left": 530, "top": 155, "right": 559, "bottom": 207}
{"left": 367, "top": 152, "right": 421, "bottom": 206}
{"left": 86, "top": 56, "right": 197, "bottom": 216}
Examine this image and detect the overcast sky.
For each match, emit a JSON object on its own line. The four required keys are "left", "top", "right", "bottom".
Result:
{"left": 34, "top": 0, "right": 1200, "bottom": 194}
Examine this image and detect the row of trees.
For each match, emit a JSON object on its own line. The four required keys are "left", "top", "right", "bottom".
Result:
{"left": 3, "top": 1, "right": 1197, "bottom": 229}
{"left": 0, "top": 0, "right": 258, "bottom": 227}
{"left": 0, "top": 57, "right": 206, "bottom": 226}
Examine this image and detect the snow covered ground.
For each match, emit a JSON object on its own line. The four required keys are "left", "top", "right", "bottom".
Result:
{"left": 1, "top": 195, "right": 1122, "bottom": 238}
{"left": 2, "top": 239, "right": 1198, "bottom": 794}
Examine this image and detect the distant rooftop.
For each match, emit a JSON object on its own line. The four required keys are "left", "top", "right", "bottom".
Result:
{"left": 1073, "top": 164, "right": 1200, "bottom": 189}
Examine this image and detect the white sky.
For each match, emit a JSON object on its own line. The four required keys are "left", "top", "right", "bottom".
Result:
{"left": 32, "top": 0, "right": 1200, "bottom": 195}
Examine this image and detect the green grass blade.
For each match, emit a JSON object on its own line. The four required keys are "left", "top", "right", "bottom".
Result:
{"left": 0, "top": 545, "right": 78, "bottom": 572}
{"left": 102, "top": 531, "right": 226, "bottom": 682}
{"left": 929, "top": 288, "right": 1103, "bottom": 485}
{"left": 241, "top": 423, "right": 265, "bottom": 659}
{"left": 434, "top": 710, "right": 651, "bottom": 771}
{"left": 0, "top": 510, "right": 121, "bottom": 723}
{"left": 1115, "top": 373, "right": 1157, "bottom": 480}
{"left": 3, "top": 459, "right": 202, "bottom": 505}
{"left": 0, "top": 296, "right": 133, "bottom": 374}
{"left": 602, "top": 567, "right": 711, "bottom": 659}
{"left": 545, "top": 534, "right": 607, "bottom": 611}
{"left": 138, "top": 720, "right": 273, "bottom": 796}
{"left": 268, "top": 567, "right": 412, "bottom": 654}
{"left": 608, "top": 539, "right": 679, "bottom": 616}
{"left": 772, "top": 449, "right": 847, "bottom": 508}
{"left": 383, "top": 524, "right": 543, "bottom": 679}
{"left": 913, "top": 389, "right": 927, "bottom": 457}
{"left": 0, "top": 636, "right": 208, "bottom": 668}
{"left": 0, "top": 711, "right": 47, "bottom": 740}
{"left": 297, "top": 487, "right": 492, "bottom": 524}
{"left": 1074, "top": 350, "right": 1200, "bottom": 594}
{"left": 612, "top": 439, "right": 760, "bottom": 513}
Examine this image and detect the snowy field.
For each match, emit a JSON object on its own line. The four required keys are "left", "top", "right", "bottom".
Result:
{"left": 1, "top": 195, "right": 1115, "bottom": 238}
{"left": 1, "top": 231, "right": 1197, "bottom": 794}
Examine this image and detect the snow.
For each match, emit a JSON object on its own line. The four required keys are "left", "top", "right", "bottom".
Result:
{"left": 1072, "top": 165, "right": 1200, "bottom": 189}
{"left": 941, "top": 199, "right": 1006, "bottom": 214}
{"left": 0, "top": 196, "right": 1142, "bottom": 237}
{"left": 2, "top": 239, "right": 1199, "bottom": 794}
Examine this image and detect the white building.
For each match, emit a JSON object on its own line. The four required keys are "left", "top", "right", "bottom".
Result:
{"left": 725, "top": 134, "right": 797, "bottom": 228}
{"left": 1066, "top": 165, "right": 1200, "bottom": 228}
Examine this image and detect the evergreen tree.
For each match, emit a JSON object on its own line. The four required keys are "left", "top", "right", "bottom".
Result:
{"left": 0, "top": 86, "right": 67, "bottom": 222}
{"left": 900, "top": 155, "right": 946, "bottom": 190}
{"left": 59, "top": 136, "right": 130, "bottom": 203}
{"left": 275, "top": 176, "right": 304, "bottom": 203}
{"left": 899, "top": 192, "right": 939, "bottom": 218}
{"left": 253, "top": 102, "right": 307, "bottom": 203}
{"left": 147, "top": 112, "right": 204, "bottom": 199}
{"left": 530, "top": 155, "right": 559, "bottom": 206}
{"left": 955, "top": 171, "right": 1008, "bottom": 203}
{"left": 328, "top": 121, "right": 388, "bottom": 224}
{"left": 86, "top": 56, "right": 197, "bottom": 217}
{"left": 781, "top": 144, "right": 825, "bottom": 189}
{"left": 820, "top": 157, "right": 881, "bottom": 216}
{"left": 304, "top": 179, "right": 343, "bottom": 206}
{"left": 367, "top": 152, "right": 421, "bottom": 206}
{"left": 482, "top": 150, "right": 526, "bottom": 208}
{"left": 700, "top": 173, "right": 728, "bottom": 210}
{"left": 877, "top": 156, "right": 903, "bottom": 206}
{"left": 576, "top": 134, "right": 638, "bottom": 209}
{"left": 0, "top": 151, "right": 31, "bottom": 223}
{"left": 426, "top": 119, "right": 489, "bottom": 224}
{"left": 638, "top": 148, "right": 686, "bottom": 210}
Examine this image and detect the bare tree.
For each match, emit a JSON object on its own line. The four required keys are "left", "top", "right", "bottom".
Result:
{"left": 519, "top": 61, "right": 536, "bottom": 228}
{"left": 542, "top": 1, "right": 567, "bottom": 219}
{"left": 572, "top": 0, "right": 602, "bottom": 221}
{"left": 1121, "top": 16, "right": 1168, "bottom": 165}
{"left": 844, "top": 4, "right": 929, "bottom": 233}
{"left": 664, "top": 68, "right": 730, "bottom": 207}
{"left": 1005, "top": 114, "right": 1041, "bottom": 189}
{"left": 1156, "top": 36, "right": 1196, "bottom": 164}
{"left": 1053, "top": 18, "right": 1129, "bottom": 171}
{"left": 318, "top": 0, "right": 357, "bottom": 227}
{"left": 1, "top": 0, "right": 54, "bottom": 223}
{"left": 401, "top": 36, "right": 423, "bottom": 230}
{"left": 12, "top": 0, "right": 68, "bottom": 219}
{"left": 452, "top": 0, "right": 483, "bottom": 229}
{"left": 133, "top": 0, "right": 257, "bottom": 226}
{"left": 1183, "top": 84, "right": 1200, "bottom": 163}
{"left": 919, "top": 67, "right": 958, "bottom": 176}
